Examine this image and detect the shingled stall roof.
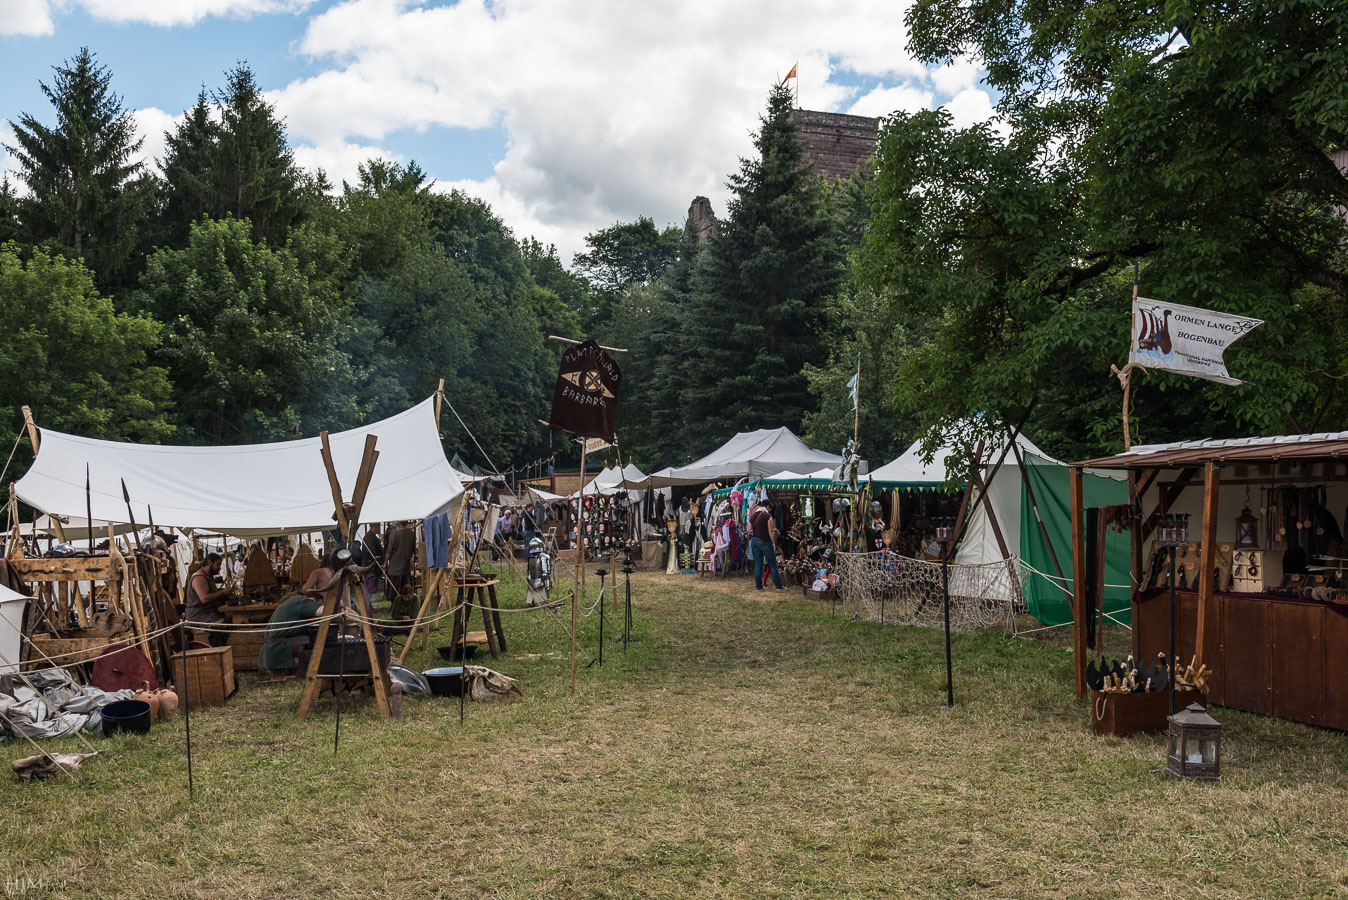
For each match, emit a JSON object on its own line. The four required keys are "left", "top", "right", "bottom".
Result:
{"left": 1075, "top": 431, "right": 1348, "bottom": 469}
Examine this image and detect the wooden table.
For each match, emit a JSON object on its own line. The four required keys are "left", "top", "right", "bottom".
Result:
{"left": 220, "top": 602, "right": 281, "bottom": 623}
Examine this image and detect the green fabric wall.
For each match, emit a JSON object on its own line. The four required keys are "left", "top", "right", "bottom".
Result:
{"left": 1018, "top": 455, "right": 1132, "bottom": 626}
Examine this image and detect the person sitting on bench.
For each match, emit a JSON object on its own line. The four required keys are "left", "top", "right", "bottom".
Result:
{"left": 257, "top": 567, "right": 333, "bottom": 673}
{"left": 186, "top": 552, "right": 233, "bottom": 646}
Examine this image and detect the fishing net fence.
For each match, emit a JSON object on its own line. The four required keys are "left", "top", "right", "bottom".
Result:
{"left": 833, "top": 551, "right": 1023, "bottom": 634}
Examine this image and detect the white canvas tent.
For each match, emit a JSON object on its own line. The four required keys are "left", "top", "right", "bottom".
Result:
{"left": 867, "top": 433, "right": 1126, "bottom": 607}
{"left": 18, "top": 515, "right": 135, "bottom": 542}
{"left": 867, "top": 443, "right": 951, "bottom": 488}
{"left": 656, "top": 428, "right": 846, "bottom": 485}
{"left": 0, "top": 585, "right": 28, "bottom": 675}
{"left": 14, "top": 397, "right": 465, "bottom": 537}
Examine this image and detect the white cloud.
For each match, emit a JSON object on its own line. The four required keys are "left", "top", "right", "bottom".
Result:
{"left": 0, "top": 124, "right": 21, "bottom": 184}
{"left": 268, "top": 0, "right": 928, "bottom": 260}
{"left": 849, "top": 84, "right": 934, "bottom": 119}
{"left": 0, "top": 0, "right": 57, "bottom": 36}
{"left": 943, "top": 88, "right": 999, "bottom": 129}
{"left": 293, "top": 141, "right": 402, "bottom": 187}
{"left": 930, "top": 60, "right": 982, "bottom": 96}
{"left": 131, "top": 106, "right": 179, "bottom": 175}
{"left": 5, "top": 0, "right": 312, "bottom": 30}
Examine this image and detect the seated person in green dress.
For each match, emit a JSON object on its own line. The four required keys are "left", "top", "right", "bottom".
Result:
{"left": 257, "top": 567, "right": 334, "bottom": 672}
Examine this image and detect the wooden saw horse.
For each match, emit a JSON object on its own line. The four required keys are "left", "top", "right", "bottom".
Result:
{"left": 296, "top": 432, "right": 393, "bottom": 719}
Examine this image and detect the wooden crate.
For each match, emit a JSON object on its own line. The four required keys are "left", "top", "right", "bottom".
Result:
{"left": 803, "top": 587, "right": 836, "bottom": 603}
{"left": 1091, "top": 690, "right": 1206, "bottom": 737}
{"left": 226, "top": 632, "right": 268, "bottom": 672}
{"left": 172, "top": 646, "right": 236, "bottom": 708}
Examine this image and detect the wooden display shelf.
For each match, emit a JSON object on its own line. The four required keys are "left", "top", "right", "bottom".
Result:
{"left": 1091, "top": 690, "right": 1207, "bottom": 737}
{"left": 28, "top": 633, "right": 119, "bottom": 665}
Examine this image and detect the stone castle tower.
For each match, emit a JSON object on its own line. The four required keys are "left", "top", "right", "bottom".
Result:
{"left": 688, "top": 108, "right": 879, "bottom": 240}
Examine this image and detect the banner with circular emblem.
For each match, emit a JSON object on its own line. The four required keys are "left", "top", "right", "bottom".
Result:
{"left": 548, "top": 339, "right": 621, "bottom": 442}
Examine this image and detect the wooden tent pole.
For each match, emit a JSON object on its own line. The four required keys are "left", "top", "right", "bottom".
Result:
{"left": 19, "top": 407, "right": 66, "bottom": 544}
{"left": 1009, "top": 440, "right": 1071, "bottom": 607}
{"left": 434, "top": 378, "right": 445, "bottom": 431}
{"left": 1194, "top": 462, "right": 1221, "bottom": 669}
{"left": 947, "top": 403, "right": 1035, "bottom": 549}
{"left": 1069, "top": 466, "right": 1087, "bottom": 698}
{"left": 571, "top": 439, "right": 587, "bottom": 696}
{"left": 966, "top": 451, "right": 1013, "bottom": 563}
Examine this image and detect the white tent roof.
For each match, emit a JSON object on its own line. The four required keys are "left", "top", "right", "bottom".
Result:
{"left": 14, "top": 396, "right": 464, "bottom": 537}
{"left": 662, "top": 428, "right": 844, "bottom": 483}
{"left": 617, "top": 463, "right": 648, "bottom": 489}
{"left": 525, "top": 485, "right": 566, "bottom": 502}
{"left": 18, "top": 514, "right": 135, "bottom": 541}
{"left": 868, "top": 442, "right": 954, "bottom": 486}
{"left": 0, "top": 584, "right": 30, "bottom": 674}
{"left": 575, "top": 466, "right": 623, "bottom": 497}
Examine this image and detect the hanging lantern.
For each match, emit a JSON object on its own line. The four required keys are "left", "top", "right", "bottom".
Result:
{"left": 1165, "top": 703, "right": 1222, "bottom": 780}
{"left": 1235, "top": 506, "right": 1259, "bottom": 549}
{"left": 1156, "top": 513, "right": 1190, "bottom": 548}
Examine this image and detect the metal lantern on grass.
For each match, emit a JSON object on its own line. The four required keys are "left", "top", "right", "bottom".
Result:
{"left": 1235, "top": 506, "right": 1259, "bottom": 550}
{"left": 1165, "top": 703, "right": 1222, "bottom": 780}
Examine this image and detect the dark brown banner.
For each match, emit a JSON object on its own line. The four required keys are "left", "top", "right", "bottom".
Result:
{"left": 548, "top": 339, "right": 621, "bottom": 442}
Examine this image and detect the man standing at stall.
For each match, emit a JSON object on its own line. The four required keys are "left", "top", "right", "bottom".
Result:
{"left": 750, "top": 499, "right": 785, "bottom": 592}
{"left": 383, "top": 520, "right": 417, "bottom": 599}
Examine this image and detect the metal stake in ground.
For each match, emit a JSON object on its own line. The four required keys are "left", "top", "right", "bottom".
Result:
{"left": 935, "top": 517, "right": 957, "bottom": 709}
{"left": 177, "top": 591, "right": 195, "bottom": 799}
{"left": 589, "top": 569, "right": 609, "bottom": 667}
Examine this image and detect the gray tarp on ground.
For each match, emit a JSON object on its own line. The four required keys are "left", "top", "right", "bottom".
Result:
{"left": 0, "top": 668, "right": 132, "bottom": 740}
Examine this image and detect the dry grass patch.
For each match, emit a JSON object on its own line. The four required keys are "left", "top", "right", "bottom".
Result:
{"left": 1, "top": 572, "right": 1346, "bottom": 898}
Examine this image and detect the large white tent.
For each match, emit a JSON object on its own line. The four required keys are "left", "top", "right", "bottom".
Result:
{"left": 0, "top": 585, "right": 28, "bottom": 675}
{"left": 574, "top": 463, "right": 651, "bottom": 498}
{"left": 655, "top": 428, "right": 846, "bottom": 485}
{"left": 14, "top": 397, "right": 464, "bottom": 537}
{"left": 866, "top": 443, "right": 951, "bottom": 488}
{"left": 866, "top": 432, "right": 1126, "bottom": 619}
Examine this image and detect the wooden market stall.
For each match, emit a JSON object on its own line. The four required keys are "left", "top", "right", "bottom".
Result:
{"left": 1073, "top": 433, "right": 1348, "bottom": 730}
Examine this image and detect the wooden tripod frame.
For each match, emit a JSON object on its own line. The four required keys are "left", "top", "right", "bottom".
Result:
{"left": 296, "top": 433, "right": 393, "bottom": 718}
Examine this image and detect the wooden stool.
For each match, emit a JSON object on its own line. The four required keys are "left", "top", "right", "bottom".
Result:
{"left": 449, "top": 578, "right": 507, "bottom": 659}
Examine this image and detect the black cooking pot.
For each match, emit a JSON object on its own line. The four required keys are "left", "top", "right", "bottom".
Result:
{"left": 101, "top": 699, "right": 152, "bottom": 736}
{"left": 436, "top": 644, "right": 477, "bottom": 662}
{"left": 423, "top": 666, "right": 464, "bottom": 698}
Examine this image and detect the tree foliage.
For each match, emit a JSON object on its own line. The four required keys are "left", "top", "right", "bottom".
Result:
{"left": 855, "top": 0, "right": 1348, "bottom": 462}
{"left": 673, "top": 83, "right": 845, "bottom": 456}
{"left": 4, "top": 48, "right": 149, "bottom": 291}
{"left": 135, "top": 217, "right": 350, "bottom": 443}
{"left": 0, "top": 243, "right": 173, "bottom": 454}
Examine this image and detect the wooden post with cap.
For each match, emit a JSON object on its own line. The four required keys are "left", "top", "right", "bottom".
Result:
{"left": 1070, "top": 465, "right": 1087, "bottom": 698}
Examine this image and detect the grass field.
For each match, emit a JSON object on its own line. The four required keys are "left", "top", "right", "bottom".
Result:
{"left": 2, "top": 570, "right": 1347, "bottom": 899}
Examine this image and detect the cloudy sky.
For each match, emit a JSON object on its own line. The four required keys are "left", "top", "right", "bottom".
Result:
{"left": 0, "top": 0, "right": 995, "bottom": 260}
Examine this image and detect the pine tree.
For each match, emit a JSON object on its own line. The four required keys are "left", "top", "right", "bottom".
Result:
{"left": 4, "top": 48, "right": 144, "bottom": 287}
{"left": 157, "top": 88, "right": 219, "bottom": 248}
{"left": 211, "top": 64, "right": 303, "bottom": 245}
{"left": 0, "top": 177, "right": 21, "bottom": 245}
{"left": 674, "top": 83, "right": 843, "bottom": 454}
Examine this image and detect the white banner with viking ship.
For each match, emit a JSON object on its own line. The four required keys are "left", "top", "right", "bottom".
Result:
{"left": 1129, "top": 297, "right": 1263, "bottom": 385}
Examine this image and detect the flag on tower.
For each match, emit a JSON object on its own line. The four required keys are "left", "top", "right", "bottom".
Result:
{"left": 782, "top": 63, "right": 797, "bottom": 84}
